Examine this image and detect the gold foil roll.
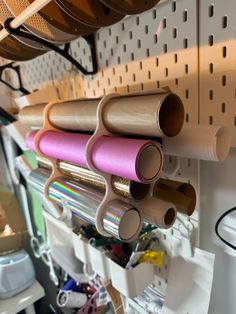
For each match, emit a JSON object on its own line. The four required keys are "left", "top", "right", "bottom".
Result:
{"left": 153, "top": 178, "right": 196, "bottom": 216}
{"left": 19, "top": 93, "right": 184, "bottom": 137}
{"left": 37, "top": 156, "right": 150, "bottom": 200}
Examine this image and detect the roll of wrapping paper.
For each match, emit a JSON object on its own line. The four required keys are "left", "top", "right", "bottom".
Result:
{"left": 141, "top": 197, "right": 177, "bottom": 228}
{"left": 162, "top": 124, "right": 230, "bottom": 161}
{"left": 28, "top": 168, "right": 143, "bottom": 241}
{"left": 19, "top": 93, "right": 184, "bottom": 137}
{"left": 153, "top": 178, "right": 196, "bottom": 216}
{"left": 37, "top": 156, "right": 150, "bottom": 200}
{"left": 27, "top": 131, "right": 163, "bottom": 183}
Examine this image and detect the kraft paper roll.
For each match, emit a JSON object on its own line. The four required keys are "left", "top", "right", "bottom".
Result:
{"left": 162, "top": 124, "right": 230, "bottom": 161}
{"left": 153, "top": 178, "right": 196, "bottom": 216}
{"left": 19, "top": 93, "right": 184, "bottom": 137}
{"left": 141, "top": 197, "right": 177, "bottom": 229}
{"left": 27, "top": 131, "right": 163, "bottom": 183}
{"left": 29, "top": 168, "right": 143, "bottom": 241}
{"left": 37, "top": 156, "right": 150, "bottom": 200}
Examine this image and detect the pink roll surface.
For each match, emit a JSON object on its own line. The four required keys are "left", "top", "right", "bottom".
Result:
{"left": 27, "top": 130, "right": 90, "bottom": 167}
{"left": 26, "top": 131, "right": 162, "bottom": 183}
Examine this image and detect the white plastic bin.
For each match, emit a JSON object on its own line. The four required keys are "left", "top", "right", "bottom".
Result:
{"left": 109, "top": 259, "right": 155, "bottom": 298}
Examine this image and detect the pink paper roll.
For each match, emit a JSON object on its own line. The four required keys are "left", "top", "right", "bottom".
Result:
{"left": 26, "top": 131, "right": 163, "bottom": 183}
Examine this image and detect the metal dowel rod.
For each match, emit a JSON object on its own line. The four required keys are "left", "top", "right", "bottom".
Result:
{"left": 0, "top": 0, "right": 52, "bottom": 41}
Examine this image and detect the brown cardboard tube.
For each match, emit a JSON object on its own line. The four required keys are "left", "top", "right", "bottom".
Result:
{"left": 141, "top": 197, "right": 177, "bottom": 229}
{"left": 153, "top": 178, "right": 196, "bottom": 216}
{"left": 19, "top": 93, "right": 184, "bottom": 137}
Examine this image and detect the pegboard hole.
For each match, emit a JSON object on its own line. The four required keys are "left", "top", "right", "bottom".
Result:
{"left": 133, "top": 73, "right": 136, "bottom": 82}
{"left": 208, "top": 4, "right": 214, "bottom": 17}
{"left": 186, "top": 113, "right": 189, "bottom": 122}
{"left": 183, "top": 10, "right": 188, "bottom": 22}
{"left": 165, "top": 68, "right": 168, "bottom": 77}
{"left": 145, "top": 25, "right": 149, "bottom": 34}
{"left": 136, "top": 16, "right": 140, "bottom": 25}
{"left": 139, "top": 61, "right": 143, "bottom": 70}
{"left": 234, "top": 117, "right": 236, "bottom": 126}
{"left": 222, "top": 75, "right": 227, "bottom": 86}
{"left": 156, "top": 81, "right": 160, "bottom": 88}
{"left": 209, "top": 35, "right": 214, "bottom": 46}
{"left": 209, "top": 90, "right": 213, "bottom": 100}
{"left": 222, "top": 15, "right": 228, "bottom": 29}
{"left": 121, "top": 23, "right": 125, "bottom": 31}
{"left": 137, "top": 39, "right": 141, "bottom": 48}
{"left": 209, "top": 116, "right": 213, "bottom": 124}
{"left": 222, "top": 46, "right": 227, "bottom": 58}
{"left": 175, "top": 78, "right": 178, "bottom": 85}
{"left": 185, "top": 89, "right": 189, "bottom": 99}
{"left": 163, "top": 43, "right": 168, "bottom": 53}
{"left": 173, "top": 27, "right": 177, "bottom": 38}
{"left": 153, "top": 9, "right": 157, "bottom": 19}
{"left": 148, "top": 71, "right": 151, "bottom": 80}
{"left": 131, "top": 53, "right": 134, "bottom": 61}
{"left": 174, "top": 54, "right": 178, "bottom": 63}
{"left": 209, "top": 63, "right": 214, "bottom": 73}
{"left": 146, "top": 49, "right": 150, "bottom": 57}
{"left": 184, "top": 38, "right": 188, "bottom": 49}
{"left": 163, "top": 18, "right": 167, "bottom": 29}
{"left": 123, "top": 44, "right": 126, "bottom": 52}
{"left": 185, "top": 64, "right": 189, "bottom": 74}
{"left": 221, "top": 102, "right": 226, "bottom": 113}
{"left": 154, "top": 34, "right": 158, "bottom": 43}
{"left": 129, "top": 31, "right": 133, "bottom": 40}
{"left": 125, "top": 65, "right": 128, "bottom": 73}
{"left": 156, "top": 58, "right": 159, "bottom": 66}
{"left": 172, "top": 1, "right": 176, "bottom": 12}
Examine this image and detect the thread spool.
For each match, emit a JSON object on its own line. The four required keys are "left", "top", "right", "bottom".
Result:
{"left": 57, "top": 290, "right": 87, "bottom": 308}
{"left": 27, "top": 131, "right": 163, "bottom": 183}
{"left": 19, "top": 92, "right": 184, "bottom": 137}
{"left": 37, "top": 156, "right": 150, "bottom": 200}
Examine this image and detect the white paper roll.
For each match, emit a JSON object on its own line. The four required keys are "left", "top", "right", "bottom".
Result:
{"left": 141, "top": 197, "right": 177, "bottom": 229}
{"left": 162, "top": 124, "right": 230, "bottom": 161}
{"left": 57, "top": 290, "right": 87, "bottom": 308}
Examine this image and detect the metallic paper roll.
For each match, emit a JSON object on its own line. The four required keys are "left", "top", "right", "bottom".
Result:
{"left": 141, "top": 197, "right": 177, "bottom": 229}
{"left": 27, "top": 131, "right": 163, "bottom": 183}
{"left": 37, "top": 156, "right": 150, "bottom": 200}
{"left": 153, "top": 178, "right": 196, "bottom": 216}
{"left": 28, "top": 168, "right": 143, "bottom": 241}
{"left": 19, "top": 93, "right": 184, "bottom": 137}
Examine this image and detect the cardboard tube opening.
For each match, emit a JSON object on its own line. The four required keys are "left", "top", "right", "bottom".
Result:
{"left": 137, "top": 144, "right": 163, "bottom": 182}
{"left": 119, "top": 209, "right": 142, "bottom": 241}
{"left": 130, "top": 182, "right": 150, "bottom": 200}
{"left": 159, "top": 94, "right": 184, "bottom": 137}
{"left": 164, "top": 207, "right": 176, "bottom": 226}
{"left": 215, "top": 126, "right": 230, "bottom": 161}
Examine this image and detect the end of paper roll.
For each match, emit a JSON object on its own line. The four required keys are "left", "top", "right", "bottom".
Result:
{"left": 103, "top": 200, "right": 143, "bottom": 242}
{"left": 141, "top": 197, "right": 177, "bottom": 229}
{"left": 159, "top": 93, "right": 184, "bottom": 137}
{"left": 215, "top": 126, "right": 230, "bottom": 161}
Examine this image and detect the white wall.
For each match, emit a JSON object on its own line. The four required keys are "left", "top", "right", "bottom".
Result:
{"left": 200, "top": 148, "right": 236, "bottom": 314}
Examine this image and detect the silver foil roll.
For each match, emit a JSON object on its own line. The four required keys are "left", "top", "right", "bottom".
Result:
{"left": 103, "top": 199, "right": 143, "bottom": 241}
{"left": 28, "top": 168, "right": 143, "bottom": 241}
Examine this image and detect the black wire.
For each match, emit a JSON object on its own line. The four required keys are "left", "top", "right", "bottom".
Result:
{"left": 215, "top": 207, "right": 236, "bottom": 250}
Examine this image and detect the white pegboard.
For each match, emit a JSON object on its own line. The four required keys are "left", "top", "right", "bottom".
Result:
{"left": 1, "top": 0, "right": 200, "bottom": 308}
{"left": 199, "top": 0, "right": 236, "bottom": 147}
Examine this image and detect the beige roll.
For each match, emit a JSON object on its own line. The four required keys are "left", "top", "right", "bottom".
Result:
{"left": 141, "top": 197, "right": 177, "bottom": 229}
{"left": 37, "top": 156, "right": 150, "bottom": 200}
{"left": 19, "top": 93, "right": 184, "bottom": 137}
{"left": 153, "top": 178, "right": 196, "bottom": 216}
